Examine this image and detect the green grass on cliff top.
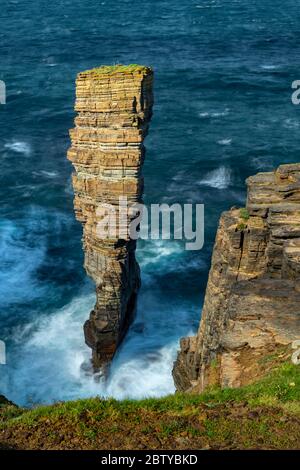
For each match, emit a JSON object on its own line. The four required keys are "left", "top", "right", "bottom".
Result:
{"left": 81, "top": 64, "right": 152, "bottom": 76}
{"left": 1, "top": 362, "right": 299, "bottom": 424}
{"left": 0, "top": 362, "right": 299, "bottom": 449}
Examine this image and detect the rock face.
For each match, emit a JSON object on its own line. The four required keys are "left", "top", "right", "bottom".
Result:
{"left": 68, "top": 65, "right": 153, "bottom": 369}
{"left": 173, "top": 163, "right": 300, "bottom": 392}
{"left": 0, "top": 395, "right": 15, "bottom": 407}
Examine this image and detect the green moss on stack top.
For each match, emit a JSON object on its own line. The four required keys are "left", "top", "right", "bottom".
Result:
{"left": 79, "top": 64, "right": 153, "bottom": 77}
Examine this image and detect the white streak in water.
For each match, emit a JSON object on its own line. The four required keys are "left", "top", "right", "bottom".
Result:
{"left": 198, "top": 166, "right": 232, "bottom": 189}
{"left": 4, "top": 141, "right": 31, "bottom": 156}
{"left": 199, "top": 108, "right": 230, "bottom": 119}
{"left": 217, "top": 138, "right": 232, "bottom": 145}
{"left": 0, "top": 218, "right": 46, "bottom": 306}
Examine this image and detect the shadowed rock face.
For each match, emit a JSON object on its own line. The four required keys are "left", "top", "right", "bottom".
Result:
{"left": 68, "top": 65, "right": 153, "bottom": 369}
{"left": 173, "top": 163, "right": 300, "bottom": 392}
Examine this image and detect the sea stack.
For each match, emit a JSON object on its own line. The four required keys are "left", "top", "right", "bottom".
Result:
{"left": 173, "top": 163, "right": 300, "bottom": 392}
{"left": 68, "top": 65, "right": 153, "bottom": 369}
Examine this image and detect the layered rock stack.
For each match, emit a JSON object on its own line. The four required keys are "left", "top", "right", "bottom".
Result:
{"left": 173, "top": 163, "right": 300, "bottom": 392}
{"left": 68, "top": 65, "right": 153, "bottom": 369}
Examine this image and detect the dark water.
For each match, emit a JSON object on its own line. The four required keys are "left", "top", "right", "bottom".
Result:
{"left": 0, "top": 0, "right": 299, "bottom": 405}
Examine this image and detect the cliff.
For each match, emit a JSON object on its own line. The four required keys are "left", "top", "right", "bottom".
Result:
{"left": 68, "top": 65, "right": 153, "bottom": 369}
{"left": 173, "top": 163, "right": 300, "bottom": 392}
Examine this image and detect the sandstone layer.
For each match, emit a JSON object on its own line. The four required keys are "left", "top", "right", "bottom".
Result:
{"left": 68, "top": 65, "right": 153, "bottom": 369}
{"left": 173, "top": 163, "right": 300, "bottom": 392}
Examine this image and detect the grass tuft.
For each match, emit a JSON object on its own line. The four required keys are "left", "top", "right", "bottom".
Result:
{"left": 240, "top": 208, "right": 250, "bottom": 221}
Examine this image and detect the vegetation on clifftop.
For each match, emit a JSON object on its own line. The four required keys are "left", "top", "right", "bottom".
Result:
{"left": 0, "top": 362, "right": 299, "bottom": 450}
{"left": 81, "top": 64, "right": 152, "bottom": 76}
{"left": 239, "top": 208, "right": 250, "bottom": 221}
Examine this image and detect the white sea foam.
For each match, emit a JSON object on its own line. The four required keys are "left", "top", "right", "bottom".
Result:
{"left": 0, "top": 206, "right": 73, "bottom": 309}
{"left": 217, "top": 138, "right": 232, "bottom": 145}
{"left": 0, "top": 217, "right": 46, "bottom": 306}
{"left": 7, "top": 288, "right": 195, "bottom": 405}
{"left": 2, "top": 210, "right": 197, "bottom": 405}
{"left": 199, "top": 108, "right": 229, "bottom": 119}
{"left": 1, "top": 211, "right": 197, "bottom": 405}
{"left": 261, "top": 64, "right": 279, "bottom": 70}
{"left": 7, "top": 293, "right": 97, "bottom": 404}
{"left": 283, "top": 118, "right": 299, "bottom": 129}
{"left": 4, "top": 141, "right": 31, "bottom": 156}
{"left": 33, "top": 170, "right": 58, "bottom": 178}
{"left": 138, "top": 240, "right": 206, "bottom": 276}
{"left": 195, "top": 1, "right": 221, "bottom": 8}
{"left": 198, "top": 166, "right": 231, "bottom": 189}
{"left": 138, "top": 240, "right": 183, "bottom": 268}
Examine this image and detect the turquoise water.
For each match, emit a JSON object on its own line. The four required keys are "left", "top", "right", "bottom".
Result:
{"left": 0, "top": 0, "right": 299, "bottom": 405}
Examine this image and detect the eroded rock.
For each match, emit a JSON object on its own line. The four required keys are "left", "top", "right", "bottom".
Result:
{"left": 173, "top": 163, "right": 300, "bottom": 392}
{"left": 68, "top": 65, "right": 153, "bottom": 369}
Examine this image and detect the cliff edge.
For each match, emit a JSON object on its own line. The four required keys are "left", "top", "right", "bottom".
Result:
{"left": 173, "top": 163, "right": 300, "bottom": 392}
{"left": 1, "top": 362, "right": 299, "bottom": 449}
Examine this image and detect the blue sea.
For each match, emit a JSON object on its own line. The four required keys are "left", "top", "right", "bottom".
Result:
{"left": 0, "top": 0, "right": 299, "bottom": 405}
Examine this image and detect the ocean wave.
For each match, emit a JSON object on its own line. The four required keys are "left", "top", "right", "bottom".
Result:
{"left": 7, "top": 293, "right": 97, "bottom": 405}
{"left": 199, "top": 108, "right": 230, "bottom": 119}
{"left": 4, "top": 141, "right": 31, "bottom": 156}
{"left": 198, "top": 166, "right": 232, "bottom": 189}
{"left": 260, "top": 64, "right": 280, "bottom": 70}
{"left": 195, "top": 1, "right": 222, "bottom": 8}
{"left": 137, "top": 242, "right": 207, "bottom": 289}
{"left": 7, "top": 289, "right": 196, "bottom": 405}
{"left": 32, "top": 170, "right": 59, "bottom": 178}
{"left": 217, "top": 138, "right": 232, "bottom": 145}
{"left": 0, "top": 217, "right": 46, "bottom": 307}
{"left": 283, "top": 118, "right": 299, "bottom": 129}
{"left": 138, "top": 240, "right": 183, "bottom": 269}
{"left": 0, "top": 206, "right": 73, "bottom": 310}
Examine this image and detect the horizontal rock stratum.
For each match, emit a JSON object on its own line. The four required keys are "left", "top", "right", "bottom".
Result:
{"left": 173, "top": 163, "right": 300, "bottom": 392}
{"left": 68, "top": 65, "right": 153, "bottom": 369}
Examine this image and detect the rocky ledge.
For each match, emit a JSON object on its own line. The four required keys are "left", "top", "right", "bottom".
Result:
{"left": 173, "top": 163, "right": 300, "bottom": 392}
{"left": 68, "top": 65, "right": 153, "bottom": 369}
